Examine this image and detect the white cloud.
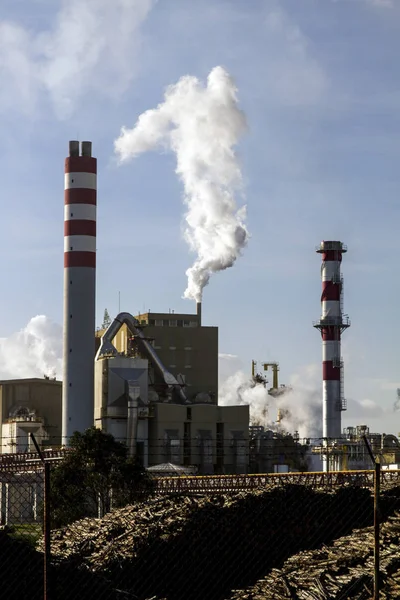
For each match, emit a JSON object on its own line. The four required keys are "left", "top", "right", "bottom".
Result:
{"left": 366, "top": 0, "right": 394, "bottom": 8}
{"left": 263, "top": 6, "right": 328, "bottom": 107}
{"left": 0, "top": 0, "right": 154, "bottom": 117}
{"left": 331, "top": 0, "right": 394, "bottom": 6}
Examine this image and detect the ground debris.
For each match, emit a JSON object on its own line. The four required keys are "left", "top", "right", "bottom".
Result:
{"left": 230, "top": 511, "right": 400, "bottom": 599}
{"left": 37, "top": 485, "right": 400, "bottom": 600}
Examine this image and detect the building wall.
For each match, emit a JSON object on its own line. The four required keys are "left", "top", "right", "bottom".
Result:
{"left": 96, "top": 312, "right": 218, "bottom": 403}
{"left": 95, "top": 357, "right": 150, "bottom": 465}
{"left": 148, "top": 402, "right": 249, "bottom": 474}
{"left": 0, "top": 379, "right": 62, "bottom": 450}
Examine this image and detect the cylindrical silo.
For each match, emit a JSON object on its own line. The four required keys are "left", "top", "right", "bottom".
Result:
{"left": 313, "top": 241, "right": 350, "bottom": 470}
{"left": 62, "top": 141, "right": 97, "bottom": 443}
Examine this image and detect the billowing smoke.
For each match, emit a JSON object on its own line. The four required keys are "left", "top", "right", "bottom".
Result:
{"left": 0, "top": 316, "right": 62, "bottom": 380}
{"left": 218, "top": 356, "right": 322, "bottom": 439}
{"left": 114, "top": 66, "right": 249, "bottom": 302}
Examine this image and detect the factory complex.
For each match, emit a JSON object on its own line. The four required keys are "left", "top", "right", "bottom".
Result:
{"left": 0, "top": 140, "right": 397, "bottom": 475}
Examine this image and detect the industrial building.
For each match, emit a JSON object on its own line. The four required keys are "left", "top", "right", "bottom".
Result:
{"left": 95, "top": 304, "right": 218, "bottom": 404}
{"left": 13, "top": 141, "right": 391, "bottom": 477}
{"left": 312, "top": 425, "right": 400, "bottom": 471}
{"left": 94, "top": 312, "right": 249, "bottom": 473}
{"left": 0, "top": 378, "right": 62, "bottom": 453}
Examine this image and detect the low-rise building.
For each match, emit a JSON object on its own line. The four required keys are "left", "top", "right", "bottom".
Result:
{"left": 0, "top": 378, "right": 62, "bottom": 452}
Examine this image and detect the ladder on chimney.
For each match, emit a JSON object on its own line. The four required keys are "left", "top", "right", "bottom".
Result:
{"left": 333, "top": 357, "right": 347, "bottom": 411}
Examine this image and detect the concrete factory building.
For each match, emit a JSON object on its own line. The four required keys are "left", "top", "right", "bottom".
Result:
{"left": 0, "top": 378, "right": 62, "bottom": 453}
{"left": 95, "top": 305, "right": 218, "bottom": 404}
{"left": 94, "top": 311, "right": 249, "bottom": 473}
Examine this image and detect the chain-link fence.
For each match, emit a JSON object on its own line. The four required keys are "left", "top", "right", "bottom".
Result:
{"left": 3, "top": 463, "right": 400, "bottom": 599}
{"left": 0, "top": 468, "right": 45, "bottom": 600}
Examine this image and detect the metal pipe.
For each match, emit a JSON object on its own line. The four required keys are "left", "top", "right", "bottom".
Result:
{"left": 44, "top": 462, "right": 51, "bottom": 600}
{"left": 196, "top": 302, "right": 202, "bottom": 326}
{"left": 30, "top": 433, "right": 50, "bottom": 600}
{"left": 127, "top": 381, "right": 139, "bottom": 458}
{"left": 374, "top": 461, "right": 381, "bottom": 600}
{"left": 96, "top": 312, "right": 188, "bottom": 402}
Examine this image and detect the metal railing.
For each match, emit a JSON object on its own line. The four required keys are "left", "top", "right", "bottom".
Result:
{"left": 154, "top": 469, "right": 400, "bottom": 494}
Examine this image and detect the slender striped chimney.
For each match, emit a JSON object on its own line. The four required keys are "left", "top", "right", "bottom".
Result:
{"left": 62, "top": 141, "right": 97, "bottom": 443}
{"left": 313, "top": 241, "right": 350, "bottom": 470}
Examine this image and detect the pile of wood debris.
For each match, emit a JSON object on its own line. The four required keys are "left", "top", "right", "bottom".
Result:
{"left": 46, "top": 494, "right": 226, "bottom": 569}
{"left": 41, "top": 485, "right": 384, "bottom": 600}
{"left": 230, "top": 512, "right": 400, "bottom": 600}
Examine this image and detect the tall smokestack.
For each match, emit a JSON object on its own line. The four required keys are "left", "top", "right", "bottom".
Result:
{"left": 62, "top": 141, "right": 97, "bottom": 443}
{"left": 196, "top": 302, "right": 202, "bottom": 326}
{"left": 313, "top": 241, "right": 350, "bottom": 471}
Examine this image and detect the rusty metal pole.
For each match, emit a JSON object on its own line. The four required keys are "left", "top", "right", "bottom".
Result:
{"left": 374, "top": 461, "right": 380, "bottom": 600}
{"left": 44, "top": 462, "right": 51, "bottom": 600}
{"left": 30, "top": 433, "right": 50, "bottom": 600}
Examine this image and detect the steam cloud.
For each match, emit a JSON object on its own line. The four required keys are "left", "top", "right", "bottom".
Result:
{"left": 114, "top": 66, "right": 249, "bottom": 302}
{"left": 0, "top": 316, "right": 62, "bottom": 380}
{"left": 219, "top": 356, "right": 322, "bottom": 439}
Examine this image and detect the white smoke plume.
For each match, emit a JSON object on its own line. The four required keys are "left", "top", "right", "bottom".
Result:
{"left": 114, "top": 66, "right": 249, "bottom": 302}
{"left": 218, "top": 356, "right": 322, "bottom": 439}
{"left": 0, "top": 316, "right": 62, "bottom": 380}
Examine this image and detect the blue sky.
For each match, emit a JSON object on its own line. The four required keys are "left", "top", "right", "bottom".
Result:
{"left": 0, "top": 0, "right": 399, "bottom": 434}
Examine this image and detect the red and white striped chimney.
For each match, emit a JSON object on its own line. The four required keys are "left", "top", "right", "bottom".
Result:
{"left": 62, "top": 141, "right": 97, "bottom": 443}
{"left": 314, "top": 241, "right": 350, "bottom": 466}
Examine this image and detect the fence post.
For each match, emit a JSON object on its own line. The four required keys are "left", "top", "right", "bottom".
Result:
{"left": 44, "top": 462, "right": 51, "bottom": 600}
{"left": 362, "top": 434, "right": 380, "bottom": 599}
{"left": 30, "top": 433, "right": 51, "bottom": 600}
{"left": 374, "top": 460, "right": 381, "bottom": 600}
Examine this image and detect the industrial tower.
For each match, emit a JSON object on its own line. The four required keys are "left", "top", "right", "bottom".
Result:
{"left": 313, "top": 241, "right": 350, "bottom": 465}
{"left": 62, "top": 141, "right": 97, "bottom": 443}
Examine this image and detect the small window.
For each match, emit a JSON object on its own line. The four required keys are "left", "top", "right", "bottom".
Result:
{"left": 187, "top": 408, "right": 192, "bottom": 421}
{"left": 149, "top": 319, "right": 155, "bottom": 326}
{"left": 70, "top": 213, "right": 73, "bottom": 217}
{"left": 163, "top": 319, "right": 169, "bottom": 326}
{"left": 189, "top": 321, "right": 197, "bottom": 327}
{"left": 183, "top": 320, "right": 190, "bottom": 327}
{"left": 155, "top": 319, "right": 163, "bottom": 326}
{"left": 169, "top": 346, "right": 176, "bottom": 350}
{"left": 169, "top": 320, "right": 177, "bottom": 327}
{"left": 177, "top": 320, "right": 183, "bottom": 327}
{"left": 185, "top": 365, "right": 191, "bottom": 369}
{"left": 184, "top": 346, "right": 192, "bottom": 351}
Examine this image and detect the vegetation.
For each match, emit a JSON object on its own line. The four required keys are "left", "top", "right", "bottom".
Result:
{"left": 101, "top": 308, "right": 112, "bottom": 329}
{"left": 49, "top": 427, "right": 154, "bottom": 528}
